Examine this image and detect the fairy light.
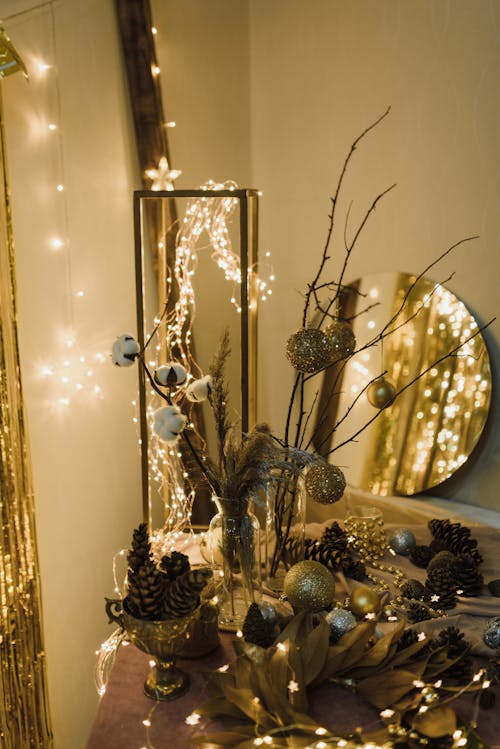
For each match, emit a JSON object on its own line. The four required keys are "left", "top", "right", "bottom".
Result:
{"left": 185, "top": 712, "right": 201, "bottom": 726}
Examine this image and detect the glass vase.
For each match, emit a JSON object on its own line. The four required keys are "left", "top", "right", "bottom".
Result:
{"left": 207, "top": 497, "right": 261, "bottom": 629}
{"left": 265, "top": 474, "right": 306, "bottom": 591}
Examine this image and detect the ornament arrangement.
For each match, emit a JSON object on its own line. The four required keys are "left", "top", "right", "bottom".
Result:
{"left": 190, "top": 607, "right": 491, "bottom": 749}
{"left": 105, "top": 522, "right": 213, "bottom": 700}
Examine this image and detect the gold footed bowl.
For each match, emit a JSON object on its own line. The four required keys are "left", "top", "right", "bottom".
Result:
{"left": 106, "top": 599, "right": 193, "bottom": 700}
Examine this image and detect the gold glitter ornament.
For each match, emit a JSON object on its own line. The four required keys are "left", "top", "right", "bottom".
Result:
{"left": 285, "top": 328, "right": 334, "bottom": 373}
{"left": 367, "top": 377, "right": 396, "bottom": 409}
{"left": 283, "top": 560, "right": 335, "bottom": 612}
{"left": 325, "top": 320, "right": 356, "bottom": 360}
{"left": 349, "top": 585, "right": 381, "bottom": 617}
{"left": 305, "top": 462, "right": 346, "bottom": 504}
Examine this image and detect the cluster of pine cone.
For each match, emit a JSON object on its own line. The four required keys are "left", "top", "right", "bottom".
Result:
{"left": 125, "top": 523, "right": 212, "bottom": 620}
{"left": 405, "top": 519, "right": 484, "bottom": 611}
{"left": 285, "top": 521, "right": 366, "bottom": 581}
{"left": 396, "top": 626, "right": 473, "bottom": 686}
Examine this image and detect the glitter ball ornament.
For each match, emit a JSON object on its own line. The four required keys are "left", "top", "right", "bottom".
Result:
{"left": 325, "top": 320, "right": 356, "bottom": 360}
{"left": 325, "top": 608, "right": 357, "bottom": 642}
{"left": 367, "top": 377, "right": 396, "bottom": 409}
{"left": 258, "top": 601, "right": 278, "bottom": 625}
{"left": 283, "top": 560, "right": 335, "bottom": 613}
{"left": 285, "top": 328, "right": 334, "bottom": 373}
{"left": 349, "top": 585, "right": 381, "bottom": 617}
{"left": 389, "top": 528, "right": 416, "bottom": 556}
{"left": 305, "top": 462, "right": 346, "bottom": 504}
{"left": 483, "top": 617, "right": 500, "bottom": 650}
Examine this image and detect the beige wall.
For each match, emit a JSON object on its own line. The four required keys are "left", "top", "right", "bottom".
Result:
{"left": 3, "top": 1, "right": 142, "bottom": 746}
{"left": 1, "top": 0, "right": 499, "bottom": 747}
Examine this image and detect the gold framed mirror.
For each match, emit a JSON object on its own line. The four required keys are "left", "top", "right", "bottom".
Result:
{"left": 312, "top": 272, "right": 491, "bottom": 496}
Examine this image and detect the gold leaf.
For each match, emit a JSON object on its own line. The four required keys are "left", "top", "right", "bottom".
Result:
{"left": 275, "top": 610, "right": 314, "bottom": 647}
{"left": 301, "top": 617, "right": 330, "bottom": 685}
{"left": 412, "top": 705, "right": 457, "bottom": 738}
{"left": 357, "top": 668, "right": 417, "bottom": 709}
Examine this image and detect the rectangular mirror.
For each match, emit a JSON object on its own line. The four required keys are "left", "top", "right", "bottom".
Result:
{"left": 134, "top": 188, "right": 259, "bottom": 529}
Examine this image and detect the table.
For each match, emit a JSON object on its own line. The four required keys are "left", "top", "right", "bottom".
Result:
{"left": 86, "top": 501, "right": 500, "bottom": 749}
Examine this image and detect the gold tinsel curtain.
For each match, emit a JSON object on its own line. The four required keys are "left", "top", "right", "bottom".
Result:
{"left": 0, "top": 29, "right": 53, "bottom": 749}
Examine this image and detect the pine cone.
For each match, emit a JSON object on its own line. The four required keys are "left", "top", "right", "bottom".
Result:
{"left": 452, "top": 554, "right": 484, "bottom": 596}
{"left": 343, "top": 559, "right": 366, "bottom": 582}
{"left": 283, "top": 535, "right": 303, "bottom": 566}
{"left": 396, "top": 628, "right": 419, "bottom": 651}
{"left": 242, "top": 603, "right": 275, "bottom": 648}
{"left": 427, "top": 550, "right": 456, "bottom": 572}
{"left": 433, "top": 627, "right": 473, "bottom": 684}
{"left": 163, "top": 568, "right": 212, "bottom": 618}
{"left": 406, "top": 601, "right": 434, "bottom": 623}
{"left": 428, "top": 519, "right": 483, "bottom": 565}
{"left": 425, "top": 566, "right": 458, "bottom": 610}
{"left": 321, "top": 521, "right": 348, "bottom": 551}
{"left": 127, "top": 522, "right": 151, "bottom": 573}
{"left": 160, "top": 551, "right": 191, "bottom": 581}
{"left": 400, "top": 579, "right": 428, "bottom": 601}
{"left": 126, "top": 558, "right": 165, "bottom": 620}
{"left": 409, "top": 545, "right": 434, "bottom": 569}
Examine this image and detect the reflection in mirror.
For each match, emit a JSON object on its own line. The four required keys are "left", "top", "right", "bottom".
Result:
{"left": 134, "top": 189, "right": 259, "bottom": 528}
{"left": 312, "top": 273, "right": 491, "bottom": 496}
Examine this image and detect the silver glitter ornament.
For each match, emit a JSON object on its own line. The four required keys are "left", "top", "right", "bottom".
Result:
{"left": 325, "top": 320, "right": 356, "bottom": 360}
{"left": 389, "top": 527, "right": 416, "bottom": 556}
{"left": 285, "top": 328, "right": 334, "bottom": 373}
{"left": 305, "top": 462, "right": 346, "bottom": 504}
{"left": 367, "top": 377, "right": 396, "bottom": 409}
{"left": 325, "top": 608, "right": 357, "bottom": 642}
{"left": 258, "top": 601, "right": 278, "bottom": 625}
{"left": 483, "top": 616, "right": 500, "bottom": 649}
{"left": 283, "top": 560, "right": 336, "bottom": 612}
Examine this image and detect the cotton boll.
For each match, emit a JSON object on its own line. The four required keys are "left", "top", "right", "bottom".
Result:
{"left": 154, "top": 362, "right": 188, "bottom": 387}
{"left": 186, "top": 375, "right": 212, "bottom": 402}
{"left": 112, "top": 334, "right": 140, "bottom": 367}
{"left": 152, "top": 405, "right": 187, "bottom": 443}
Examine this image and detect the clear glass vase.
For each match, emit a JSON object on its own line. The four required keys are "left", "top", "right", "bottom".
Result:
{"left": 265, "top": 474, "right": 306, "bottom": 591}
{"left": 207, "top": 497, "right": 261, "bottom": 629}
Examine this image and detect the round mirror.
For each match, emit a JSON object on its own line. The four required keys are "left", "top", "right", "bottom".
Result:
{"left": 312, "top": 272, "right": 492, "bottom": 495}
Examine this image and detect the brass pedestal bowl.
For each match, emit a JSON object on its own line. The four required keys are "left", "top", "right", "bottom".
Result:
{"left": 106, "top": 599, "right": 194, "bottom": 700}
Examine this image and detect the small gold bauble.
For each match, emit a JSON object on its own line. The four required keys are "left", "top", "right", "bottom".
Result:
{"left": 349, "top": 585, "right": 381, "bottom": 617}
{"left": 285, "top": 328, "right": 334, "bottom": 374}
{"left": 325, "top": 320, "right": 356, "bottom": 361}
{"left": 367, "top": 377, "right": 396, "bottom": 409}
{"left": 305, "top": 462, "right": 346, "bottom": 504}
{"left": 283, "top": 560, "right": 335, "bottom": 613}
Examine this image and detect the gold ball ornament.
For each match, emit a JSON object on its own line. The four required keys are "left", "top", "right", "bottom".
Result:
{"left": 283, "top": 560, "right": 335, "bottom": 613}
{"left": 285, "top": 328, "right": 334, "bottom": 373}
{"left": 367, "top": 377, "right": 396, "bottom": 409}
{"left": 305, "top": 462, "right": 346, "bottom": 504}
{"left": 325, "top": 320, "right": 356, "bottom": 360}
{"left": 349, "top": 585, "right": 381, "bottom": 617}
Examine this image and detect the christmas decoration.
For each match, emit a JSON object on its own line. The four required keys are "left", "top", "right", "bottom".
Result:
{"left": 258, "top": 601, "right": 278, "bottom": 625}
{"left": 145, "top": 155, "right": 181, "bottom": 191}
{"left": 428, "top": 518, "right": 483, "bottom": 565}
{"left": 324, "top": 319, "right": 356, "bottom": 361}
{"left": 406, "top": 600, "right": 435, "bottom": 623}
{"left": 283, "top": 560, "right": 335, "bottom": 612}
{"left": 159, "top": 551, "right": 190, "bottom": 581}
{"left": 305, "top": 461, "right": 346, "bottom": 504}
{"left": 487, "top": 579, "right": 500, "bottom": 597}
{"left": 389, "top": 527, "right": 416, "bottom": 556}
{"left": 186, "top": 374, "right": 212, "bottom": 402}
{"left": 367, "top": 376, "right": 396, "bottom": 409}
{"left": 453, "top": 553, "right": 484, "bottom": 596}
{"left": 434, "top": 627, "right": 473, "bottom": 684}
{"left": 484, "top": 617, "right": 500, "bottom": 650}
{"left": 162, "top": 568, "right": 212, "bottom": 618}
{"left": 285, "top": 536, "right": 366, "bottom": 581}
{"left": 400, "top": 579, "right": 427, "bottom": 601}
{"left": 410, "top": 544, "right": 434, "bottom": 568}
{"left": 152, "top": 405, "right": 187, "bottom": 443}
{"left": 285, "top": 327, "right": 334, "bottom": 373}
{"left": 111, "top": 333, "right": 140, "bottom": 366}
{"left": 325, "top": 607, "right": 357, "bottom": 642}
{"left": 425, "top": 566, "right": 458, "bottom": 610}
{"left": 321, "top": 521, "right": 348, "bottom": 549}
{"left": 348, "top": 585, "right": 381, "bottom": 617}
{"left": 427, "top": 550, "right": 456, "bottom": 572}
{"left": 242, "top": 603, "right": 275, "bottom": 648}
{"left": 126, "top": 523, "right": 165, "bottom": 620}
{"left": 154, "top": 362, "right": 187, "bottom": 387}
